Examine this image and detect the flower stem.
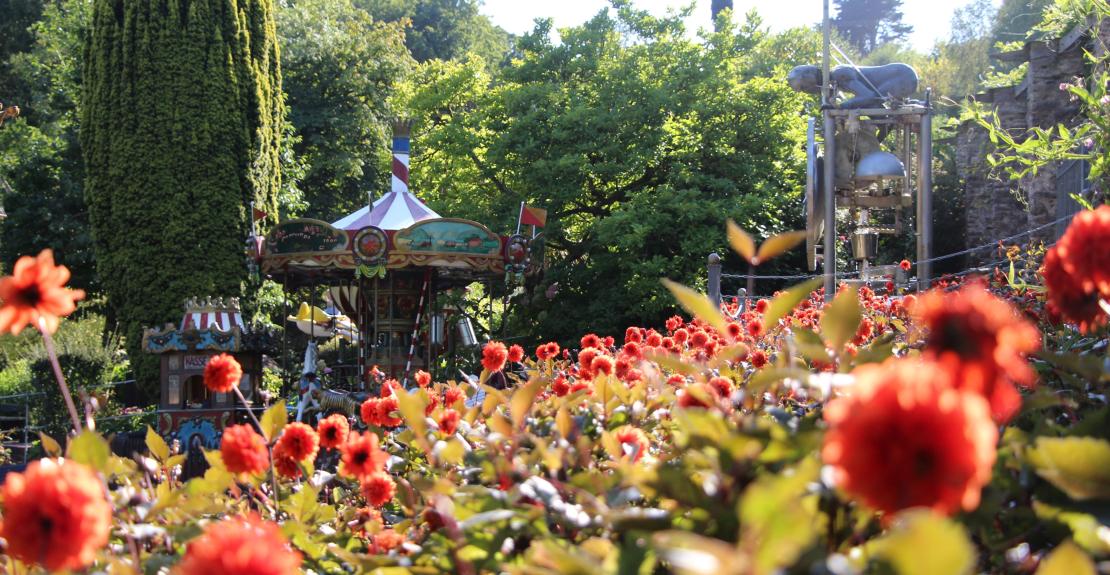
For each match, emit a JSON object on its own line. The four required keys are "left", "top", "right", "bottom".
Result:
{"left": 38, "top": 317, "right": 82, "bottom": 434}
{"left": 232, "top": 385, "right": 281, "bottom": 511}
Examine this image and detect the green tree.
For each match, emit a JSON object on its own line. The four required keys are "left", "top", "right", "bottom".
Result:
{"left": 82, "top": 0, "right": 283, "bottom": 391}
{"left": 277, "top": 0, "right": 414, "bottom": 220}
{"left": 359, "top": 0, "right": 511, "bottom": 68}
{"left": 0, "top": 0, "right": 97, "bottom": 290}
{"left": 833, "top": 0, "right": 913, "bottom": 55}
{"left": 400, "top": 6, "right": 813, "bottom": 341}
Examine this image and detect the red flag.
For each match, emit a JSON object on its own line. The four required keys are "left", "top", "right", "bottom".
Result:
{"left": 253, "top": 207, "right": 268, "bottom": 221}
{"left": 520, "top": 205, "right": 547, "bottom": 228}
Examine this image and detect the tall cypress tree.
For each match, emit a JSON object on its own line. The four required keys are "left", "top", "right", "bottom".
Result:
{"left": 81, "top": 0, "right": 282, "bottom": 391}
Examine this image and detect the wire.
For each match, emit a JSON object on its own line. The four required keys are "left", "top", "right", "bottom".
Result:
{"left": 718, "top": 214, "right": 1073, "bottom": 282}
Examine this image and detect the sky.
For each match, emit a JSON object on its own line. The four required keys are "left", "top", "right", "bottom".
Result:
{"left": 480, "top": 0, "right": 1005, "bottom": 52}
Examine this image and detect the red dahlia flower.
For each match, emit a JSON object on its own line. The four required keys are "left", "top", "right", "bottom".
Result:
{"left": 414, "top": 370, "right": 431, "bottom": 388}
{"left": 317, "top": 414, "right": 350, "bottom": 449}
{"left": 221, "top": 424, "right": 269, "bottom": 475}
{"left": 914, "top": 284, "right": 1040, "bottom": 423}
{"left": 1, "top": 458, "right": 111, "bottom": 572}
{"left": 203, "top": 353, "right": 242, "bottom": 393}
{"left": 614, "top": 425, "right": 650, "bottom": 462}
{"left": 361, "top": 471, "right": 397, "bottom": 507}
{"left": 1042, "top": 206, "right": 1110, "bottom": 332}
{"left": 438, "top": 409, "right": 460, "bottom": 435}
{"left": 175, "top": 513, "right": 301, "bottom": 575}
{"left": 339, "top": 431, "right": 389, "bottom": 479}
{"left": 275, "top": 422, "right": 319, "bottom": 462}
{"left": 481, "top": 341, "right": 508, "bottom": 373}
{"left": 822, "top": 358, "right": 997, "bottom": 518}
{"left": 508, "top": 344, "right": 524, "bottom": 363}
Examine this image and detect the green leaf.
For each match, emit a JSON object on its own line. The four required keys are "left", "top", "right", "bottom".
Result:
{"left": 870, "top": 510, "right": 976, "bottom": 575}
{"left": 754, "top": 231, "right": 806, "bottom": 265}
{"left": 820, "top": 286, "right": 860, "bottom": 351}
{"left": 1028, "top": 437, "right": 1110, "bottom": 500}
{"left": 762, "top": 278, "right": 823, "bottom": 332}
{"left": 1035, "top": 541, "right": 1096, "bottom": 575}
{"left": 661, "top": 278, "right": 728, "bottom": 334}
{"left": 739, "top": 458, "right": 820, "bottom": 573}
{"left": 146, "top": 426, "right": 170, "bottom": 461}
{"left": 260, "top": 403, "right": 288, "bottom": 442}
{"left": 67, "top": 431, "right": 111, "bottom": 472}
{"left": 727, "top": 220, "right": 756, "bottom": 263}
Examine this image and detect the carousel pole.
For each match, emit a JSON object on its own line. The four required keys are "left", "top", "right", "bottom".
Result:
{"left": 401, "top": 269, "right": 431, "bottom": 387}
{"left": 282, "top": 272, "right": 289, "bottom": 395}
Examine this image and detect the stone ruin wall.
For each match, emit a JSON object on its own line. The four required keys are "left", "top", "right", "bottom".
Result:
{"left": 956, "top": 21, "right": 1099, "bottom": 260}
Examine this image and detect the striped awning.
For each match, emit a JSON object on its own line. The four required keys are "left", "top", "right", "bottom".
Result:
{"left": 181, "top": 310, "right": 245, "bottom": 332}
{"left": 332, "top": 191, "right": 439, "bottom": 232}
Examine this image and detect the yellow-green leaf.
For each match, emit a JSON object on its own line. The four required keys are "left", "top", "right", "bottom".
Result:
{"left": 821, "top": 286, "right": 861, "bottom": 351}
{"left": 67, "top": 431, "right": 111, "bottom": 472}
{"left": 1035, "top": 541, "right": 1096, "bottom": 575}
{"left": 511, "top": 377, "right": 546, "bottom": 430}
{"left": 556, "top": 405, "right": 573, "bottom": 439}
{"left": 661, "top": 278, "right": 727, "bottom": 333}
{"left": 727, "top": 220, "right": 756, "bottom": 264}
{"left": 762, "top": 278, "right": 823, "bottom": 332}
{"left": 740, "top": 458, "right": 820, "bottom": 573}
{"left": 146, "top": 426, "right": 170, "bottom": 461}
{"left": 1028, "top": 437, "right": 1110, "bottom": 500}
{"left": 870, "top": 510, "right": 975, "bottom": 575}
{"left": 755, "top": 231, "right": 806, "bottom": 265}
{"left": 395, "top": 388, "right": 428, "bottom": 439}
{"left": 260, "top": 402, "right": 287, "bottom": 442}
{"left": 653, "top": 530, "right": 748, "bottom": 575}
{"left": 39, "top": 432, "right": 61, "bottom": 457}
{"left": 1032, "top": 501, "right": 1110, "bottom": 555}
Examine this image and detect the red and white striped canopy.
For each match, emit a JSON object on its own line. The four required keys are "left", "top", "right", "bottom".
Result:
{"left": 181, "top": 309, "right": 245, "bottom": 332}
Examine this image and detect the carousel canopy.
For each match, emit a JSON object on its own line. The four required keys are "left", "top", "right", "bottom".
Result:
{"left": 332, "top": 190, "right": 439, "bottom": 232}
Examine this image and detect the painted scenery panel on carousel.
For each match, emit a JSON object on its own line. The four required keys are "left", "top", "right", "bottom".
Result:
{"left": 393, "top": 219, "right": 501, "bottom": 256}
{"left": 265, "top": 219, "right": 349, "bottom": 255}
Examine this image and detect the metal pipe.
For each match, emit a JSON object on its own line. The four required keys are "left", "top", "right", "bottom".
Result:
{"left": 822, "top": 0, "right": 837, "bottom": 301}
{"left": 917, "top": 96, "right": 933, "bottom": 291}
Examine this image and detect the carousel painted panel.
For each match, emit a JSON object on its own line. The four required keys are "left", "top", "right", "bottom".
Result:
{"left": 264, "top": 219, "right": 349, "bottom": 256}
{"left": 392, "top": 219, "right": 501, "bottom": 257}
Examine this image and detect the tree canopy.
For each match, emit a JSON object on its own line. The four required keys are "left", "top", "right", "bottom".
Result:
{"left": 399, "top": 7, "right": 815, "bottom": 340}
{"left": 833, "top": 0, "right": 913, "bottom": 55}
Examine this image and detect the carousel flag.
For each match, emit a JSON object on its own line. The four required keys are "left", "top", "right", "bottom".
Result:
{"left": 519, "top": 204, "right": 547, "bottom": 228}
{"left": 253, "top": 207, "right": 268, "bottom": 221}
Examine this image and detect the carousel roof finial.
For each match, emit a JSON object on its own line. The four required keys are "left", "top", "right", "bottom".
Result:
{"left": 332, "top": 117, "right": 440, "bottom": 231}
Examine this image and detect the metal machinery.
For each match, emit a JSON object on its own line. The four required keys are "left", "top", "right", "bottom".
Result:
{"left": 801, "top": 0, "right": 933, "bottom": 296}
{"left": 254, "top": 120, "right": 542, "bottom": 388}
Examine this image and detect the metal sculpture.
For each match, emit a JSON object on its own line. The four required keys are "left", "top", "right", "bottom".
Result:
{"left": 792, "top": 2, "right": 933, "bottom": 294}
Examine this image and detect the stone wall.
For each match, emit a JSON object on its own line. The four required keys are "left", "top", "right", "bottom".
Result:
{"left": 956, "top": 21, "right": 1097, "bottom": 259}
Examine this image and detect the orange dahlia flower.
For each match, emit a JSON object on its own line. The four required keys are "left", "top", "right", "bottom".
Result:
{"left": 0, "top": 249, "right": 85, "bottom": 335}
{"left": 174, "top": 513, "right": 301, "bottom": 575}
{"left": 272, "top": 444, "right": 303, "bottom": 479}
{"left": 339, "top": 431, "right": 389, "bottom": 479}
{"left": 0, "top": 458, "right": 111, "bottom": 572}
{"left": 203, "top": 353, "right": 242, "bottom": 393}
{"left": 220, "top": 424, "right": 269, "bottom": 475}
{"left": 274, "top": 422, "right": 319, "bottom": 462}
{"left": 438, "top": 408, "right": 460, "bottom": 435}
{"left": 823, "top": 358, "right": 997, "bottom": 517}
{"left": 360, "top": 470, "right": 396, "bottom": 507}
{"left": 376, "top": 395, "right": 403, "bottom": 428}
{"left": 317, "top": 414, "right": 350, "bottom": 449}
{"left": 1043, "top": 206, "right": 1110, "bottom": 332}
{"left": 914, "top": 284, "right": 1040, "bottom": 423}
{"left": 414, "top": 370, "right": 432, "bottom": 388}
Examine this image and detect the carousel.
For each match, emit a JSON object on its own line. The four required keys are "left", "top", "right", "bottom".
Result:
{"left": 254, "top": 119, "right": 543, "bottom": 392}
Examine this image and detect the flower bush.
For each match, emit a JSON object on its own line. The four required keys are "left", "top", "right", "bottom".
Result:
{"left": 0, "top": 212, "right": 1108, "bottom": 573}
